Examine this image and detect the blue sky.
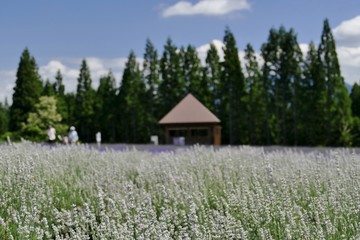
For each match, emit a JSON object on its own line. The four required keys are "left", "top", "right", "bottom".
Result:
{"left": 1, "top": 0, "right": 360, "bottom": 102}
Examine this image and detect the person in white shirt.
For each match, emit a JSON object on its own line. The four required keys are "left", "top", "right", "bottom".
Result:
{"left": 47, "top": 125, "right": 56, "bottom": 144}
{"left": 96, "top": 132, "right": 101, "bottom": 147}
{"left": 69, "top": 126, "right": 79, "bottom": 144}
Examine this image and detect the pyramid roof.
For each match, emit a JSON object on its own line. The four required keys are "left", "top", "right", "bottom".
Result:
{"left": 159, "top": 93, "right": 220, "bottom": 124}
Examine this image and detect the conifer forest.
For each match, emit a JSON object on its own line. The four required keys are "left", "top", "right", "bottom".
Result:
{"left": 1, "top": 19, "right": 360, "bottom": 146}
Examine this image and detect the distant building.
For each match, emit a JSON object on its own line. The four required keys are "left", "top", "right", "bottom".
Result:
{"left": 159, "top": 93, "right": 221, "bottom": 145}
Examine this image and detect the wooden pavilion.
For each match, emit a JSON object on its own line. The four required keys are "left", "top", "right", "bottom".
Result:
{"left": 159, "top": 94, "right": 221, "bottom": 145}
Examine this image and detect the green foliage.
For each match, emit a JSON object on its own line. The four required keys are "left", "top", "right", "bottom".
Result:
{"left": 54, "top": 69, "right": 65, "bottom": 96}
{"left": 117, "top": 51, "right": 150, "bottom": 143}
{"left": 261, "top": 27, "right": 303, "bottom": 145}
{"left": 0, "top": 102, "right": 9, "bottom": 136}
{"left": 21, "top": 96, "right": 66, "bottom": 141}
{"left": 302, "top": 42, "right": 327, "bottom": 145}
{"left": 181, "top": 45, "right": 203, "bottom": 97}
{"left": 10, "top": 48, "right": 43, "bottom": 132}
{"left": 42, "top": 79, "right": 56, "bottom": 96}
{"left": 221, "top": 27, "right": 247, "bottom": 144}
{"left": 351, "top": 117, "right": 360, "bottom": 146}
{"left": 158, "top": 38, "right": 185, "bottom": 118}
{"left": 318, "top": 19, "right": 352, "bottom": 146}
{"left": 74, "top": 60, "right": 95, "bottom": 142}
{"left": 350, "top": 83, "right": 360, "bottom": 117}
{"left": 143, "top": 39, "right": 161, "bottom": 136}
{"left": 95, "top": 71, "right": 117, "bottom": 142}
{"left": 244, "top": 43, "right": 266, "bottom": 145}
{"left": 205, "top": 43, "right": 222, "bottom": 114}
{"left": 53, "top": 70, "right": 69, "bottom": 125}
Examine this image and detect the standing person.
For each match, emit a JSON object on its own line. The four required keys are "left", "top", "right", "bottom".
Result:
{"left": 96, "top": 132, "right": 101, "bottom": 148}
{"left": 69, "top": 126, "right": 79, "bottom": 145}
{"left": 47, "top": 124, "right": 56, "bottom": 144}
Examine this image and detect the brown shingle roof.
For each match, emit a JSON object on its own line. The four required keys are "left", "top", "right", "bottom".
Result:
{"left": 159, "top": 93, "right": 220, "bottom": 124}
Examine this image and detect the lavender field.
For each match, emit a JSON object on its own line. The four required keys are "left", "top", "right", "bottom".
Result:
{"left": 0, "top": 143, "right": 359, "bottom": 239}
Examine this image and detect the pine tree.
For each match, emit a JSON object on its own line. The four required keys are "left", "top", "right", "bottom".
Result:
{"left": 0, "top": 102, "right": 9, "bottom": 136}
{"left": 350, "top": 83, "right": 360, "bottom": 146}
{"left": 74, "top": 59, "right": 95, "bottom": 142}
{"left": 261, "top": 27, "right": 303, "bottom": 145}
{"left": 260, "top": 29, "right": 278, "bottom": 145}
{"left": 221, "top": 27, "right": 247, "bottom": 144}
{"left": 10, "top": 48, "right": 43, "bottom": 132}
{"left": 350, "top": 83, "right": 360, "bottom": 118}
{"left": 244, "top": 43, "right": 266, "bottom": 145}
{"left": 143, "top": 39, "right": 160, "bottom": 135}
{"left": 198, "top": 67, "right": 213, "bottom": 111}
{"left": 205, "top": 43, "right": 222, "bottom": 114}
{"left": 282, "top": 28, "right": 303, "bottom": 145}
{"left": 64, "top": 93, "right": 76, "bottom": 128}
{"left": 302, "top": 42, "right": 327, "bottom": 145}
{"left": 95, "top": 71, "right": 117, "bottom": 142}
{"left": 53, "top": 70, "right": 68, "bottom": 125}
{"left": 318, "top": 19, "right": 352, "bottom": 146}
{"left": 54, "top": 70, "right": 65, "bottom": 96}
{"left": 181, "top": 45, "right": 203, "bottom": 98}
{"left": 42, "top": 79, "right": 56, "bottom": 96}
{"left": 117, "top": 51, "right": 150, "bottom": 143}
{"left": 158, "top": 38, "right": 185, "bottom": 118}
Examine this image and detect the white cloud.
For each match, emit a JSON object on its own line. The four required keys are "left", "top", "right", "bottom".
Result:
{"left": 331, "top": 15, "right": 360, "bottom": 85}
{"left": 0, "top": 70, "right": 16, "bottom": 103}
{"left": 333, "top": 15, "right": 360, "bottom": 47}
{"left": 336, "top": 46, "right": 360, "bottom": 85}
{"left": 299, "top": 43, "right": 309, "bottom": 55}
{"left": 337, "top": 46, "right": 360, "bottom": 67}
{"left": 162, "top": 0, "right": 251, "bottom": 17}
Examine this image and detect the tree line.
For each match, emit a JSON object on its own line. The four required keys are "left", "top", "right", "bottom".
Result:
{"left": 1, "top": 19, "right": 360, "bottom": 146}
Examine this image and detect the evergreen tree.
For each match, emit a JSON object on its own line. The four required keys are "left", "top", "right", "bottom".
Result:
{"left": 117, "top": 51, "right": 150, "bottom": 143}
{"left": 205, "top": 43, "right": 222, "bottom": 113}
{"left": 95, "top": 71, "right": 117, "bottom": 142}
{"left": 0, "top": 102, "right": 9, "bottom": 136}
{"left": 181, "top": 45, "right": 203, "bottom": 98}
{"left": 350, "top": 83, "right": 360, "bottom": 146}
{"left": 158, "top": 38, "right": 185, "bottom": 118}
{"left": 260, "top": 29, "right": 278, "bottom": 145}
{"left": 221, "top": 27, "right": 247, "bottom": 144}
{"left": 54, "top": 70, "right": 65, "bottom": 96}
{"left": 198, "top": 67, "right": 213, "bottom": 111}
{"left": 53, "top": 70, "right": 68, "bottom": 125}
{"left": 244, "top": 43, "right": 266, "bottom": 145}
{"left": 74, "top": 59, "right": 95, "bottom": 142}
{"left": 42, "top": 79, "right": 56, "bottom": 96}
{"left": 10, "top": 48, "right": 43, "bottom": 132}
{"left": 282, "top": 28, "right": 303, "bottom": 145}
{"left": 143, "top": 39, "right": 160, "bottom": 135}
{"left": 318, "top": 19, "right": 352, "bottom": 145}
{"left": 261, "top": 27, "right": 303, "bottom": 145}
{"left": 302, "top": 42, "right": 327, "bottom": 145}
{"left": 350, "top": 83, "right": 360, "bottom": 118}
{"left": 64, "top": 93, "right": 76, "bottom": 128}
